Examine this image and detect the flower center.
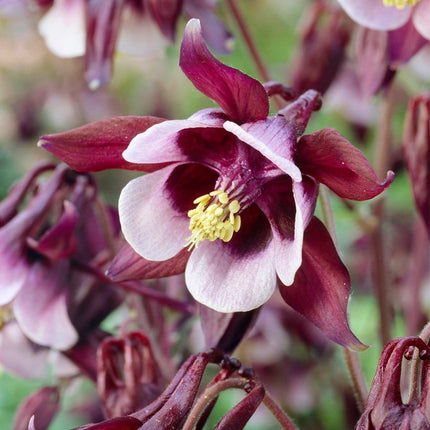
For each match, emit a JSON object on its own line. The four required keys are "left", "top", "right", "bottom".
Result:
{"left": 186, "top": 190, "right": 241, "bottom": 250}
{"left": 382, "top": 0, "right": 421, "bottom": 8}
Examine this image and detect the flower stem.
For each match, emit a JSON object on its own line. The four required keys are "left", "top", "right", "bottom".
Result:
{"left": 262, "top": 390, "right": 298, "bottom": 429}
{"left": 408, "top": 322, "right": 430, "bottom": 404}
{"left": 371, "top": 84, "right": 395, "bottom": 346}
{"left": 182, "top": 377, "right": 248, "bottom": 430}
{"left": 226, "top": 0, "right": 283, "bottom": 110}
{"left": 319, "top": 185, "right": 368, "bottom": 411}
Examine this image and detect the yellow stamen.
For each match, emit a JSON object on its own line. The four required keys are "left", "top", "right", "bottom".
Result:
{"left": 0, "top": 306, "right": 13, "bottom": 330}
{"left": 382, "top": 0, "right": 421, "bottom": 9}
{"left": 186, "top": 190, "right": 241, "bottom": 250}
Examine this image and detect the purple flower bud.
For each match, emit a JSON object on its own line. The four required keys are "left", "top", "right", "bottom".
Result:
{"left": 97, "top": 331, "right": 162, "bottom": 418}
{"left": 356, "top": 336, "right": 430, "bottom": 429}
{"left": 403, "top": 93, "right": 430, "bottom": 234}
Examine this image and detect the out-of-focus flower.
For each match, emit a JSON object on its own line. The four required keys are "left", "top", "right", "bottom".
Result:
{"left": 0, "top": 163, "right": 121, "bottom": 351}
{"left": 403, "top": 93, "right": 430, "bottom": 234}
{"left": 40, "top": 19, "right": 394, "bottom": 350}
{"left": 289, "top": 0, "right": 351, "bottom": 95}
{"left": 338, "top": 0, "right": 430, "bottom": 41}
{"left": 34, "top": 0, "right": 232, "bottom": 88}
{"left": 356, "top": 336, "right": 430, "bottom": 429}
{"left": 97, "top": 331, "right": 162, "bottom": 418}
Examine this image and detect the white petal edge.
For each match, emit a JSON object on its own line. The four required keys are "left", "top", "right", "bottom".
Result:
{"left": 337, "top": 0, "right": 411, "bottom": 30}
{"left": 186, "top": 239, "right": 277, "bottom": 313}
{"left": 223, "top": 120, "right": 302, "bottom": 182}
{"left": 123, "top": 119, "right": 217, "bottom": 164}
{"left": 413, "top": 0, "right": 430, "bottom": 40}
{"left": 119, "top": 166, "right": 190, "bottom": 261}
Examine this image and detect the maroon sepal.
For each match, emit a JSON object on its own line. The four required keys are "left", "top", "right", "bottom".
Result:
{"left": 296, "top": 128, "right": 394, "bottom": 201}
{"left": 38, "top": 116, "right": 165, "bottom": 172}
{"left": 279, "top": 217, "right": 366, "bottom": 351}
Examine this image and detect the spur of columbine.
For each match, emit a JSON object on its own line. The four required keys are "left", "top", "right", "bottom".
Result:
{"left": 40, "top": 19, "right": 393, "bottom": 350}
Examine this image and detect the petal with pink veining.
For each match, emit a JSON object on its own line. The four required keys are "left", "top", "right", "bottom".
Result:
{"left": 185, "top": 205, "right": 276, "bottom": 312}
{"left": 413, "top": 0, "right": 430, "bottom": 40}
{"left": 337, "top": 0, "right": 411, "bottom": 31}
{"left": 295, "top": 128, "right": 394, "bottom": 200}
{"left": 223, "top": 120, "right": 302, "bottom": 182}
{"left": 180, "top": 19, "right": 269, "bottom": 123}
{"left": 258, "top": 175, "right": 318, "bottom": 286}
{"left": 279, "top": 217, "right": 366, "bottom": 350}
{"left": 107, "top": 243, "right": 189, "bottom": 282}
{"left": 123, "top": 118, "right": 226, "bottom": 165}
{"left": 119, "top": 164, "right": 218, "bottom": 261}
{"left": 13, "top": 261, "right": 78, "bottom": 350}
{"left": 39, "top": 116, "right": 164, "bottom": 173}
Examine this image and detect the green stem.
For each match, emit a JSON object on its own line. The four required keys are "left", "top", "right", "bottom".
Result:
{"left": 371, "top": 84, "right": 395, "bottom": 346}
{"left": 226, "top": 0, "right": 283, "bottom": 110}
{"left": 319, "top": 186, "right": 368, "bottom": 411}
{"left": 263, "top": 390, "right": 298, "bottom": 429}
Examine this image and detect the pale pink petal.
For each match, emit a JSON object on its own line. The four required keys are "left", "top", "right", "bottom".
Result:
{"left": 0, "top": 322, "right": 50, "bottom": 379}
{"left": 14, "top": 261, "right": 78, "bottom": 350}
{"left": 223, "top": 120, "right": 302, "bottom": 182}
{"left": 258, "top": 176, "right": 318, "bottom": 286}
{"left": 118, "top": 166, "right": 190, "bottom": 261}
{"left": 38, "top": 0, "right": 86, "bottom": 58}
{"left": 123, "top": 120, "right": 212, "bottom": 164}
{"left": 413, "top": 0, "right": 430, "bottom": 40}
{"left": 338, "top": 0, "right": 411, "bottom": 30}
{"left": 0, "top": 257, "right": 26, "bottom": 305}
{"left": 185, "top": 238, "right": 276, "bottom": 312}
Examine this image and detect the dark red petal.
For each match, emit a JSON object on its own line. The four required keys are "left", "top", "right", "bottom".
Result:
{"left": 295, "top": 128, "right": 394, "bottom": 200}
{"left": 180, "top": 19, "right": 269, "bottom": 123}
{"left": 279, "top": 217, "right": 366, "bottom": 350}
{"left": 84, "top": 0, "right": 124, "bottom": 88}
{"left": 107, "top": 243, "right": 189, "bottom": 282}
{"left": 38, "top": 116, "right": 165, "bottom": 172}
{"left": 75, "top": 416, "right": 143, "bottom": 430}
{"left": 147, "top": 0, "right": 182, "bottom": 41}
{"left": 388, "top": 21, "right": 427, "bottom": 67}
{"left": 214, "top": 385, "right": 265, "bottom": 429}
{"left": 26, "top": 201, "right": 79, "bottom": 260}
{"left": 13, "top": 386, "right": 60, "bottom": 430}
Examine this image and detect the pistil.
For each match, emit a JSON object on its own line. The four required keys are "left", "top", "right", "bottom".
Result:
{"left": 186, "top": 190, "right": 241, "bottom": 250}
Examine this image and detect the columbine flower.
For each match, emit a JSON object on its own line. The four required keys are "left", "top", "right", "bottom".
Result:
{"left": 338, "top": 0, "right": 430, "bottom": 38}
{"left": 338, "top": 0, "right": 430, "bottom": 66}
{"left": 34, "top": 0, "right": 232, "bottom": 88}
{"left": 40, "top": 19, "right": 393, "bottom": 350}
{"left": 0, "top": 163, "right": 121, "bottom": 350}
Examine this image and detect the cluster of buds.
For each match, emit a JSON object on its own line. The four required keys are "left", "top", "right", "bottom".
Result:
{"left": 78, "top": 348, "right": 268, "bottom": 430}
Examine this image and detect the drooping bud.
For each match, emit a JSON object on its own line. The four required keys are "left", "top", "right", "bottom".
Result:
{"left": 97, "top": 331, "right": 162, "bottom": 418}
{"left": 290, "top": 1, "right": 351, "bottom": 95}
{"left": 403, "top": 93, "right": 430, "bottom": 234}
{"left": 356, "top": 337, "right": 430, "bottom": 429}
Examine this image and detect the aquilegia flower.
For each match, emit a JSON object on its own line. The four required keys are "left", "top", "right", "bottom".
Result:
{"left": 40, "top": 19, "right": 393, "bottom": 349}
{"left": 338, "top": 0, "right": 430, "bottom": 38}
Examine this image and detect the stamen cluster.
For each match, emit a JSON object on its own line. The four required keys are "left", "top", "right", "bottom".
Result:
{"left": 382, "top": 0, "right": 421, "bottom": 9}
{"left": 186, "top": 190, "right": 241, "bottom": 249}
